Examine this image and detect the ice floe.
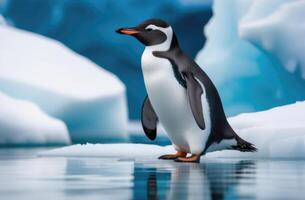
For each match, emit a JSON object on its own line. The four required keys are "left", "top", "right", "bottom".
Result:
{"left": 0, "top": 92, "right": 70, "bottom": 146}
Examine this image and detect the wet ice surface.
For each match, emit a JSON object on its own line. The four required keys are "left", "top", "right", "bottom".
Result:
{"left": 1, "top": 149, "right": 305, "bottom": 200}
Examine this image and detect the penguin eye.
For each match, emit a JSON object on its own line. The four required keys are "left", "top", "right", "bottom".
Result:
{"left": 146, "top": 28, "right": 153, "bottom": 32}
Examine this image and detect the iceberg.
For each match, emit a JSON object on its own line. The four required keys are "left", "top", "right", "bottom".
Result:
{"left": 0, "top": 92, "right": 70, "bottom": 146}
{"left": 196, "top": 0, "right": 305, "bottom": 117}
{"left": 0, "top": 24, "right": 128, "bottom": 142}
{"left": 41, "top": 101, "right": 305, "bottom": 159}
{"left": 239, "top": 0, "right": 305, "bottom": 78}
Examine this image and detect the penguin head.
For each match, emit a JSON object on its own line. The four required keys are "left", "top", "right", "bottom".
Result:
{"left": 116, "top": 19, "right": 173, "bottom": 47}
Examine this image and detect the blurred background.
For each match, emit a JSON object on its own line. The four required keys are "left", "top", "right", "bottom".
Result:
{"left": 0, "top": 0, "right": 212, "bottom": 119}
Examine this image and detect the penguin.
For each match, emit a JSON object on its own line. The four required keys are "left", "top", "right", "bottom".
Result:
{"left": 116, "top": 19, "right": 257, "bottom": 163}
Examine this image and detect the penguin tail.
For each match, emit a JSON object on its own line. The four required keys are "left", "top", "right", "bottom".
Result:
{"left": 223, "top": 122, "right": 257, "bottom": 152}
{"left": 232, "top": 137, "right": 257, "bottom": 152}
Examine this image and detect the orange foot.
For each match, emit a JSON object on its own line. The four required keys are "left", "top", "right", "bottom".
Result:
{"left": 158, "top": 151, "right": 187, "bottom": 160}
{"left": 175, "top": 155, "right": 200, "bottom": 163}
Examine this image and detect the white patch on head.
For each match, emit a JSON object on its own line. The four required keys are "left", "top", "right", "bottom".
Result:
{"left": 145, "top": 24, "right": 173, "bottom": 51}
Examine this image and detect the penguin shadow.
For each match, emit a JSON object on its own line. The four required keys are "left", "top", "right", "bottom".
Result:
{"left": 133, "top": 160, "right": 256, "bottom": 200}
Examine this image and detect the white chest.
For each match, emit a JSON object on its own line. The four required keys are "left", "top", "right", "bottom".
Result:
{"left": 141, "top": 49, "right": 178, "bottom": 97}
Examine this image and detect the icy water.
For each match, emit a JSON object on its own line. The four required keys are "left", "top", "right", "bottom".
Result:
{"left": 0, "top": 148, "right": 305, "bottom": 200}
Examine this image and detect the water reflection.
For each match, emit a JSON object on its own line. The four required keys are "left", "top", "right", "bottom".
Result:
{"left": 1, "top": 149, "right": 305, "bottom": 200}
{"left": 133, "top": 160, "right": 256, "bottom": 200}
{"left": 65, "top": 158, "right": 134, "bottom": 199}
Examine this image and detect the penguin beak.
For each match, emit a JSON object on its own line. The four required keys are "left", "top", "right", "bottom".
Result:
{"left": 116, "top": 27, "right": 140, "bottom": 35}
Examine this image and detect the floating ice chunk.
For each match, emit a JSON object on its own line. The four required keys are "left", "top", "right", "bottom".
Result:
{"left": 41, "top": 101, "right": 305, "bottom": 159}
{"left": 0, "top": 92, "right": 70, "bottom": 146}
{"left": 0, "top": 25, "right": 128, "bottom": 142}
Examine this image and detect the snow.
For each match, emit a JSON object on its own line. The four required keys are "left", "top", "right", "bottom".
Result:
{"left": 213, "top": 101, "right": 305, "bottom": 159}
{"left": 0, "top": 24, "right": 128, "bottom": 142}
{"left": 196, "top": 0, "right": 305, "bottom": 117}
{"left": 39, "top": 143, "right": 175, "bottom": 159}
{"left": 41, "top": 101, "right": 305, "bottom": 159}
{"left": 0, "top": 92, "right": 70, "bottom": 146}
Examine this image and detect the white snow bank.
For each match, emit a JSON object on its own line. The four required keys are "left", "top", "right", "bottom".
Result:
{"left": 229, "top": 101, "right": 305, "bottom": 130}
{"left": 211, "top": 101, "right": 305, "bottom": 159}
{"left": 39, "top": 143, "right": 174, "bottom": 159}
{"left": 0, "top": 25, "right": 128, "bottom": 142}
{"left": 0, "top": 92, "right": 70, "bottom": 145}
{"left": 41, "top": 101, "right": 305, "bottom": 159}
{"left": 239, "top": 0, "right": 305, "bottom": 78}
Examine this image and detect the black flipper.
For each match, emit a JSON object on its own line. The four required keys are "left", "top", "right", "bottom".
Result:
{"left": 152, "top": 51, "right": 171, "bottom": 59}
{"left": 183, "top": 72, "right": 205, "bottom": 130}
{"left": 153, "top": 51, "right": 187, "bottom": 88}
{"left": 141, "top": 96, "right": 158, "bottom": 140}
